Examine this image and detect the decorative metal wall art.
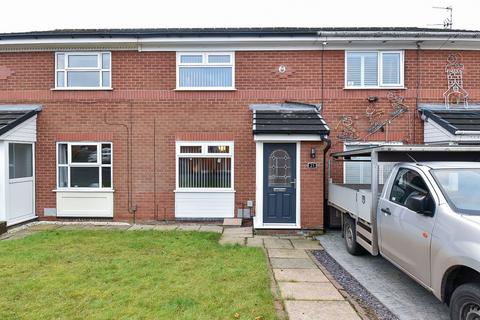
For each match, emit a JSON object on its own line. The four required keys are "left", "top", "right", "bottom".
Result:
{"left": 335, "top": 115, "right": 359, "bottom": 141}
{"left": 365, "top": 99, "right": 384, "bottom": 134}
{"left": 361, "top": 91, "right": 409, "bottom": 140}
{"left": 387, "top": 91, "right": 408, "bottom": 117}
{"left": 444, "top": 53, "right": 469, "bottom": 108}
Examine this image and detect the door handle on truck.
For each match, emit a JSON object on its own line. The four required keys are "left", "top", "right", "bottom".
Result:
{"left": 381, "top": 207, "right": 391, "bottom": 215}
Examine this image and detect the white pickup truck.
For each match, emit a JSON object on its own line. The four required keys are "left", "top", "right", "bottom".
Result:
{"left": 328, "top": 145, "right": 480, "bottom": 320}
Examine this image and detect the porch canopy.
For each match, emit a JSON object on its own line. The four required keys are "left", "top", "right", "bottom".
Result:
{"left": 250, "top": 102, "right": 330, "bottom": 137}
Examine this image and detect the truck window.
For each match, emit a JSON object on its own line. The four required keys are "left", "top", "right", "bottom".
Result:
{"left": 389, "top": 168, "right": 434, "bottom": 212}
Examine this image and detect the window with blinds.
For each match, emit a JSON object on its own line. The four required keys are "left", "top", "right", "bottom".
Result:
{"left": 177, "top": 52, "right": 234, "bottom": 90}
{"left": 176, "top": 142, "right": 233, "bottom": 190}
{"left": 343, "top": 143, "right": 400, "bottom": 185}
{"left": 346, "top": 51, "right": 403, "bottom": 88}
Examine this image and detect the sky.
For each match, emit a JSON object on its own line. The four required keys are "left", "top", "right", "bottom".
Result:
{"left": 0, "top": 0, "right": 478, "bottom": 33}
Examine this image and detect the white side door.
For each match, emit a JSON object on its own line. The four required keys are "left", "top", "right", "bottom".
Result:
{"left": 378, "top": 166, "right": 437, "bottom": 287}
{"left": 7, "top": 142, "right": 35, "bottom": 225}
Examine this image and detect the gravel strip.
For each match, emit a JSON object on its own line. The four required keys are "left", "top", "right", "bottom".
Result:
{"left": 312, "top": 250, "right": 399, "bottom": 320}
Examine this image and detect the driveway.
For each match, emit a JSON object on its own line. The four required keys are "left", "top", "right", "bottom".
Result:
{"left": 317, "top": 231, "right": 449, "bottom": 320}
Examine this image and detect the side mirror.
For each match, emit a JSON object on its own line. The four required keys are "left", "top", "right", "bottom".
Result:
{"left": 405, "top": 194, "right": 431, "bottom": 215}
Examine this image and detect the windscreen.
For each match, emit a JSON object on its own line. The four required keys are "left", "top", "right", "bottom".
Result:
{"left": 432, "top": 168, "right": 480, "bottom": 215}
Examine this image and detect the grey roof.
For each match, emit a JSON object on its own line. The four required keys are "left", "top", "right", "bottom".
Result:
{"left": 422, "top": 109, "right": 480, "bottom": 134}
{"left": 0, "top": 27, "right": 479, "bottom": 40}
{"left": 251, "top": 102, "right": 330, "bottom": 135}
{"left": 0, "top": 105, "right": 41, "bottom": 136}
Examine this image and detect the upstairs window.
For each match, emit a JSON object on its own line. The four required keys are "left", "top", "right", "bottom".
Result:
{"left": 346, "top": 51, "right": 404, "bottom": 88}
{"left": 55, "top": 52, "right": 111, "bottom": 89}
{"left": 176, "top": 142, "right": 233, "bottom": 190}
{"left": 176, "top": 52, "right": 235, "bottom": 90}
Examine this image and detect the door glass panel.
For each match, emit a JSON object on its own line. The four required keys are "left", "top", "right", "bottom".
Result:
{"left": 268, "top": 149, "right": 292, "bottom": 187}
{"left": 9, "top": 143, "right": 33, "bottom": 179}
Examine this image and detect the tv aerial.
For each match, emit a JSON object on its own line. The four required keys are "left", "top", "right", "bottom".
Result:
{"left": 429, "top": 6, "right": 453, "bottom": 29}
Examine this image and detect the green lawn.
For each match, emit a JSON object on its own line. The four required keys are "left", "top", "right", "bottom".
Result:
{"left": 0, "top": 229, "right": 277, "bottom": 320}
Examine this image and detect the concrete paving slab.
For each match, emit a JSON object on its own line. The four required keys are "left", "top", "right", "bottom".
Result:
{"left": 223, "top": 227, "right": 252, "bottom": 234}
{"left": 291, "top": 239, "right": 323, "bottom": 250}
{"left": 176, "top": 225, "right": 201, "bottom": 231}
{"left": 27, "top": 224, "right": 62, "bottom": 231}
{"left": 285, "top": 301, "right": 360, "bottom": 320}
{"left": 268, "top": 249, "right": 309, "bottom": 259}
{"left": 223, "top": 218, "right": 242, "bottom": 226}
{"left": 198, "top": 225, "right": 223, "bottom": 233}
{"left": 246, "top": 237, "right": 264, "bottom": 247}
{"left": 264, "top": 238, "right": 293, "bottom": 249}
{"left": 278, "top": 282, "right": 344, "bottom": 301}
{"left": 273, "top": 269, "right": 329, "bottom": 283}
{"left": 270, "top": 258, "right": 317, "bottom": 269}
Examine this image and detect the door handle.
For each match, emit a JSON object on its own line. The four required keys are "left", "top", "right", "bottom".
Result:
{"left": 290, "top": 179, "right": 296, "bottom": 187}
{"left": 381, "top": 207, "right": 391, "bottom": 215}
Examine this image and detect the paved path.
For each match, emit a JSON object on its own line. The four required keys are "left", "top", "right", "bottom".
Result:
{"left": 220, "top": 228, "right": 361, "bottom": 320}
{"left": 318, "top": 231, "right": 449, "bottom": 320}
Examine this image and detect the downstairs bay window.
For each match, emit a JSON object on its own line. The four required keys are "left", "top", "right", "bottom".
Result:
{"left": 175, "top": 141, "right": 234, "bottom": 219}
{"left": 57, "top": 142, "right": 112, "bottom": 190}
{"left": 176, "top": 142, "right": 233, "bottom": 190}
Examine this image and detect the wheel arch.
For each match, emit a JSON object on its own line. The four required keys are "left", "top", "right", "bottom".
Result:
{"left": 442, "top": 265, "right": 480, "bottom": 305}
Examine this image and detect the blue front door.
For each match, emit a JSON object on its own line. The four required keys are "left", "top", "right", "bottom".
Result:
{"left": 263, "top": 143, "right": 297, "bottom": 224}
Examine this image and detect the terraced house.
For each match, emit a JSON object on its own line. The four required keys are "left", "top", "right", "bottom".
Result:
{"left": 0, "top": 27, "right": 479, "bottom": 232}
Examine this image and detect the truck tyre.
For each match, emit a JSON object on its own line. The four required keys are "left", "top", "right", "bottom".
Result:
{"left": 344, "top": 217, "right": 365, "bottom": 255}
{"left": 450, "top": 283, "right": 480, "bottom": 320}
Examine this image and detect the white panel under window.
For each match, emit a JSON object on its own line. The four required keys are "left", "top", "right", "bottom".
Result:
{"left": 177, "top": 52, "right": 234, "bottom": 89}
{"left": 381, "top": 52, "right": 401, "bottom": 86}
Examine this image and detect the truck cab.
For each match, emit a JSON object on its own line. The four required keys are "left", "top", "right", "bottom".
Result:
{"left": 328, "top": 146, "right": 480, "bottom": 320}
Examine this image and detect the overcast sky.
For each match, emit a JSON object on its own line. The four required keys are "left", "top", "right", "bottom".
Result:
{"left": 0, "top": 0, "right": 478, "bottom": 33}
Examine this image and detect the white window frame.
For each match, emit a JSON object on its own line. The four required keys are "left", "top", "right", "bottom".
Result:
{"left": 345, "top": 50, "right": 404, "bottom": 89}
{"left": 56, "top": 142, "right": 113, "bottom": 191}
{"left": 176, "top": 52, "right": 235, "bottom": 91}
{"left": 54, "top": 52, "right": 112, "bottom": 90}
{"left": 175, "top": 141, "right": 234, "bottom": 192}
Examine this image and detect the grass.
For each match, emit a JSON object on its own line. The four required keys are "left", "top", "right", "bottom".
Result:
{"left": 0, "top": 229, "right": 277, "bottom": 320}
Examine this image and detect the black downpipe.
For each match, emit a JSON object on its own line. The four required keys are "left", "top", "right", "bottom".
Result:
{"left": 322, "top": 138, "right": 332, "bottom": 228}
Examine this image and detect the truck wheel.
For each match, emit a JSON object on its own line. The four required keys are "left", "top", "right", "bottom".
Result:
{"left": 344, "top": 217, "right": 365, "bottom": 256}
{"left": 450, "top": 283, "right": 480, "bottom": 320}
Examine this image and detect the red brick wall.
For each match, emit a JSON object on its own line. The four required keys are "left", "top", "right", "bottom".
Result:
{"left": 0, "top": 49, "right": 479, "bottom": 228}
{"left": 300, "top": 141, "right": 326, "bottom": 229}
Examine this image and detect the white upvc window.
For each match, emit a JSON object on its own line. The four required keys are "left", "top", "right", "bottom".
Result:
{"left": 345, "top": 51, "right": 404, "bottom": 88}
{"left": 55, "top": 52, "right": 112, "bottom": 89}
{"left": 343, "top": 142, "right": 403, "bottom": 184}
{"left": 176, "top": 52, "right": 235, "bottom": 90}
{"left": 176, "top": 141, "right": 234, "bottom": 191}
{"left": 56, "top": 142, "right": 113, "bottom": 190}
